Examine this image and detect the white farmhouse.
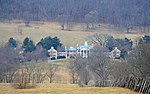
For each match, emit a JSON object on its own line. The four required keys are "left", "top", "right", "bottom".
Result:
{"left": 110, "top": 47, "right": 121, "bottom": 59}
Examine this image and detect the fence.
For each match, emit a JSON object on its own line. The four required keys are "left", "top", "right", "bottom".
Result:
{"left": 96, "top": 77, "right": 150, "bottom": 94}
{"left": 50, "top": 76, "right": 150, "bottom": 94}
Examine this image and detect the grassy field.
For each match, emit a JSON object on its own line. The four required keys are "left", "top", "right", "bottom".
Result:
{"left": 0, "top": 83, "right": 139, "bottom": 94}
{"left": 0, "top": 21, "right": 148, "bottom": 46}
{"left": 0, "top": 61, "right": 139, "bottom": 94}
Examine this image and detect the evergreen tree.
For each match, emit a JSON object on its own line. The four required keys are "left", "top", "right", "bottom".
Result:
{"left": 8, "top": 38, "right": 17, "bottom": 48}
{"left": 22, "top": 37, "right": 36, "bottom": 52}
{"left": 38, "top": 36, "right": 62, "bottom": 50}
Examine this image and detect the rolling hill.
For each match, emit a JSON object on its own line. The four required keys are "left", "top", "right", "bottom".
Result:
{"left": 0, "top": 21, "right": 147, "bottom": 46}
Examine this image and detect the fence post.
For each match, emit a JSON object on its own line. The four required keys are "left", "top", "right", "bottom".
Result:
{"left": 141, "top": 81, "right": 147, "bottom": 93}
{"left": 139, "top": 79, "right": 145, "bottom": 93}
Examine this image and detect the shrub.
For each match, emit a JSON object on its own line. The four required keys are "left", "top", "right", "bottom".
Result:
{"left": 12, "top": 83, "right": 36, "bottom": 89}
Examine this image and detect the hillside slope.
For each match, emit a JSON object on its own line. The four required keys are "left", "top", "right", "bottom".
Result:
{"left": 0, "top": 22, "right": 147, "bottom": 46}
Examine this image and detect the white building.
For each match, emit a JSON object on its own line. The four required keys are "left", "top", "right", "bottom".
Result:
{"left": 48, "top": 47, "right": 58, "bottom": 60}
{"left": 110, "top": 47, "right": 121, "bottom": 59}
{"left": 65, "top": 41, "right": 93, "bottom": 58}
{"left": 48, "top": 43, "right": 121, "bottom": 60}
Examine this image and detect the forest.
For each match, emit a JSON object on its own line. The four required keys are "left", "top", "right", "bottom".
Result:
{"left": 0, "top": 0, "right": 150, "bottom": 32}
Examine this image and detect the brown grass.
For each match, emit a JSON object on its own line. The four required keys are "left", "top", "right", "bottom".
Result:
{"left": 0, "top": 61, "right": 139, "bottom": 94}
{"left": 0, "top": 83, "right": 139, "bottom": 94}
{"left": 0, "top": 22, "right": 148, "bottom": 46}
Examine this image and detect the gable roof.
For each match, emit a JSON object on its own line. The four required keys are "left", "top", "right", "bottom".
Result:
{"left": 48, "top": 47, "right": 57, "bottom": 52}
{"left": 111, "top": 47, "right": 121, "bottom": 53}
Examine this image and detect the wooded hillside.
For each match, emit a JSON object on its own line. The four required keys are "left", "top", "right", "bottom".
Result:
{"left": 0, "top": 0, "right": 150, "bottom": 32}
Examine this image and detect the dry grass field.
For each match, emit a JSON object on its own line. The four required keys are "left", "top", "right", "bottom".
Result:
{"left": 0, "top": 83, "right": 139, "bottom": 94}
{"left": 0, "top": 21, "right": 148, "bottom": 46}
{"left": 0, "top": 61, "right": 139, "bottom": 94}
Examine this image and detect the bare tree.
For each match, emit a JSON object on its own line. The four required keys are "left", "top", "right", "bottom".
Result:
{"left": 128, "top": 42, "right": 150, "bottom": 79}
{"left": 88, "top": 46, "right": 111, "bottom": 80}
{"left": 68, "top": 56, "right": 91, "bottom": 85}
{"left": 85, "top": 11, "right": 98, "bottom": 31}
{"left": 58, "top": 14, "right": 66, "bottom": 30}
{"left": 46, "top": 63, "right": 58, "bottom": 83}
{"left": 68, "top": 59, "right": 79, "bottom": 84}
{"left": 32, "top": 45, "right": 47, "bottom": 62}
{"left": 12, "top": 62, "right": 38, "bottom": 89}
{"left": 58, "top": 14, "right": 74, "bottom": 31}
{"left": 14, "top": 68, "right": 30, "bottom": 89}
{"left": 68, "top": 46, "right": 111, "bottom": 84}
{"left": 111, "top": 61, "right": 132, "bottom": 80}
{"left": 34, "top": 63, "right": 46, "bottom": 83}
{"left": 89, "top": 34, "right": 111, "bottom": 47}
{"left": 23, "top": 45, "right": 47, "bottom": 62}
{"left": 13, "top": 62, "right": 47, "bottom": 89}
{"left": 0, "top": 44, "right": 20, "bottom": 83}
{"left": 23, "top": 11, "right": 31, "bottom": 26}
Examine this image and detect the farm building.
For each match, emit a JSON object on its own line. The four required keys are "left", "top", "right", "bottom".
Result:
{"left": 109, "top": 47, "right": 121, "bottom": 59}
{"left": 48, "top": 42, "right": 121, "bottom": 60}
{"left": 48, "top": 41, "right": 93, "bottom": 60}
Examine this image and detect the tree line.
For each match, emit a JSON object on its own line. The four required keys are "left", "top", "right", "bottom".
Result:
{"left": 0, "top": 0, "right": 150, "bottom": 32}
{"left": 8, "top": 36, "right": 62, "bottom": 51}
{"left": 6, "top": 36, "right": 62, "bottom": 62}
